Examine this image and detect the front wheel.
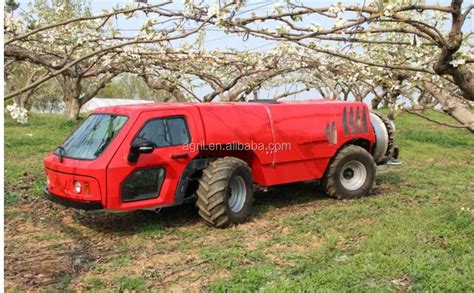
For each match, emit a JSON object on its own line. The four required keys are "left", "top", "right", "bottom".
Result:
{"left": 196, "top": 157, "right": 254, "bottom": 228}
{"left": 323, "top": 145, "right": 376, "bottom": 199}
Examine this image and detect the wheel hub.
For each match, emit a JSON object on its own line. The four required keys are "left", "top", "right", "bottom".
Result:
{"left": 343, "top": 168, "right": 354, "bottom": 179}
{"left": 339, "top": 161, "right": 367, "bottom": 191}
{"left": 228, "top": 176, "right": 246, "bottom": 213}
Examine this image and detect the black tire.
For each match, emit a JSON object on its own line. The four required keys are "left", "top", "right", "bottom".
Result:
{"left": 196, "top": 157, "right": 254, "bottom": 228}
{"left": 322, "top": 145, "right": 376, "bottom": 199}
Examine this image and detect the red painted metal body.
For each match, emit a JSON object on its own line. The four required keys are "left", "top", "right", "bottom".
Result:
{"left": 44, "top": 100, "right": 375, "bottom": 211}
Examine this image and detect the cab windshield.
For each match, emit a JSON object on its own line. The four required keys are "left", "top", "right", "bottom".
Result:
{"left": 55, "top": 114, "right": 128, "bottom": 160}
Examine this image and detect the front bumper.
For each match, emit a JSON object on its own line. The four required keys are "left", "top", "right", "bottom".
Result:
{"left": 44, "top": 188, "right": 103, "bottom": 210}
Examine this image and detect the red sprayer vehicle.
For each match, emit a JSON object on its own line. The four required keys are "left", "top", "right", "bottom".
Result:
{"left": 44, "top": 100, "right": 399, "bottom": 228}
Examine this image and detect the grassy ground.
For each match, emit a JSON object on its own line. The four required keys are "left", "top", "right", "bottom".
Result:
{"left": 4, "top": 111, "right": 474, "bottom": 291}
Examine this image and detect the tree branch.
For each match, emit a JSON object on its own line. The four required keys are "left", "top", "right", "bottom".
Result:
{"left": 404, "top": 109, "right": 472, "bottom": 129}
{"left": 4, "top": 20, "right": 209, "bottom": 100}
{"left": 5, "top": 2, "right": 171, "bottom": 45}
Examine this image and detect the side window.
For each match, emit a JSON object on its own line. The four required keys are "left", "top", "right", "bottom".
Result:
{"left": 166, "top": 117, "right": 189, "bottom": 145}
{"left": 136, "top": 117, "right": 190, "bottom": 147}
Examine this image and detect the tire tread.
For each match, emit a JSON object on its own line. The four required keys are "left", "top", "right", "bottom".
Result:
{"left": 196, "top": 157, "right": 252, "bottom": 228}
{"left": 323, "top": 145, "right": 376, "bottom": 200}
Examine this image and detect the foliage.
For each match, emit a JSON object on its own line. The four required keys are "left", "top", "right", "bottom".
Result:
{"left": 5, "top": 0, "right": 19, "bottom": 12}
{"left": 96, "top": 73, "right": 172, "bottom": 101}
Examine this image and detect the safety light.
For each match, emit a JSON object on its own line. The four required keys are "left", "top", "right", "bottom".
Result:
{"left": 74, "top": 181, "right": 82, "bottom": 194}
{"left": 84, "top": 182, "right": 90, "bottom": 194}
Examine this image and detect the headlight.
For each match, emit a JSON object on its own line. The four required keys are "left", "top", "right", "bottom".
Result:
{"left": 74, "top": 181, "right": 82, "bottom": 194}
{"left": 46, "top": 177, "right": 50, "bottom": 186}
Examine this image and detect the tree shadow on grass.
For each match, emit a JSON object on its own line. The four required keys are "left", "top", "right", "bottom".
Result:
{"left": 73, "top": 203, "right": 200, "bottom": 235}
{"left": 376, "top": 170, "right": 403, "bottom": 186}
{"left": 252, "top": 181, "right": 328, "bottom": 217}
{"left": 75, "top": 177, "right": 401, "bottom": 235}
{"left": 74, "top": 181, "right": 329, "bottom": 234}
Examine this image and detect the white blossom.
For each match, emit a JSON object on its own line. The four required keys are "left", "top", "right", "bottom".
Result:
{"left": 6, "top": 103, "right": 29, "bottom": 124}
{"left": 449, "top": 58, "right": 466, "bottom": 68}
{"left": 334, "top": 17, "right": 347, "bottom": 28}
{"left": 413, "top": 72, "right": 423, "bottom": 81}
{"left": 434, "top": 10, "right": 448, "bottom": 21}
{"left": 328, "top": 1, "right": 345, "bottom": 16}
{"left": 273, "top": 2, "right": 285, "bottom": 14}
{"left": 183, "top": 0, "right": 197, "bottom": 16}
{"left": 310, "top": 22, "right": 323, "bottom": 33}
{"left": 207, "top": 4, "right": 220, "bottom": 17}
{"left": 383, "top": 4, "right": 396, "bottom": 17}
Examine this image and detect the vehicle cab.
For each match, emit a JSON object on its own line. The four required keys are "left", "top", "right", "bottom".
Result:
{"left": 44, "top": 103, "right": 202, "bottom": 211}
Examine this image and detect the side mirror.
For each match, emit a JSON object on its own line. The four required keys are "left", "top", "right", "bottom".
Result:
{"left": 128, "top": 139, "right": 156, "bottom": 164}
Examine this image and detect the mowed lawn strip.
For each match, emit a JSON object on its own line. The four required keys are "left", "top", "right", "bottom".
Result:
{"left": 4, "top": 110, "right": 474, "bottom": 291}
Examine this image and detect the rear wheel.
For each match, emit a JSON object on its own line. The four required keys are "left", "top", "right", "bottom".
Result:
{"left": 323, "top": 145, "right": 376, "bottom": 199}
{"left": 196, "top": 157, "right": 254, "bottom": 228}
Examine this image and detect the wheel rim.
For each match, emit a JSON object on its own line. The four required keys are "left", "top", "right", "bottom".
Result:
{"left": 228, "top": 176, "right": 247, "bottom": 213}
{"left": 339, "top": 160, "right": 367, "bottom": 191}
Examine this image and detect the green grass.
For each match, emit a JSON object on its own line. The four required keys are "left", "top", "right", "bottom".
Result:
{"left": 57, "top": 274, "right": 72, "bottom": 290}
{"left": 4, "top": 111, "right": 474, "bottom": 291}
{"left": 4, "top": 114, "right": 83, "bottom": 202}
{"left": 108, "top": 254, "right": 132, "bottom": 268}
{"left": 115, "top": 276, "right": 146, "bottom": 291}
{"left": 85, "top": 277, "right": 106, "bottom": 289}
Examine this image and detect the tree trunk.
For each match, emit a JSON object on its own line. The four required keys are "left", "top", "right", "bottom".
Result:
{"left": 252, "top": 90, "right": 258, "bottom": 100}
{"left": 13, "top": 93, "right": 33, "bottom": 110}
{"left": 6, "top": 72, "right": 35, "bottom": 111}
{"left": 57, "top": 74, "right": 82, "bottom": 120}
{"left": 448, "top": 65, "right": 473, "bottom": 101}
{"left": 434, "top": 60, "right": 473, "bottom": 102}
{"left": 424, "top": 81, "right": 474, "bottom": 132}
{"left": 371, "top": 96, "right": 382, "bottom": 109}
{"left": 141, "top": 75, "right": 186, "bottom": 102}
{"left": 66, "top": 97, "right": 81, "bottom": 120}
{"left": 57, "top": 72, "right": 117, "bottom": 120}
{"left": 432, "top": 0, "right": 473, "bottom": 101}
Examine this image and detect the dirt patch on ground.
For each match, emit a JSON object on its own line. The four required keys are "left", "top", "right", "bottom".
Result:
{"left": 4, "top": 184, "right": 330, "bottom": 291}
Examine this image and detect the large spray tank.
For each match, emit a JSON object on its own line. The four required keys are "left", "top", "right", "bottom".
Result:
{"left": 369, "top": 112, "right": 399, "bottom": 165}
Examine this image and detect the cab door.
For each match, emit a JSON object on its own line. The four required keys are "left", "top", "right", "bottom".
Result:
{"left": 106, "top": 109, "right": 199, "bottom": 210}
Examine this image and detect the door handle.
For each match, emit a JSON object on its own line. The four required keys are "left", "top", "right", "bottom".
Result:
{"left": 171, "top": 153, "right": 189, "bottom": 159}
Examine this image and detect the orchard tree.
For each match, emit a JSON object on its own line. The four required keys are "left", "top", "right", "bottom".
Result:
{"left": 4, "top": 0, "right": 211, "bottom": 119}
{"left": 129, "top": 47, "right": 314, "bottom": 102}
{"left": 111, "top": 42, "right": 399, "bottom": 106}
{"left": 97, "top": 73, "right": 173, "bottom": 101}
{"left": 5, "top": 0, "right": 473, "bottom": 130}
{"left": 4, "top": 62, "right": 47, "bottom": 110}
